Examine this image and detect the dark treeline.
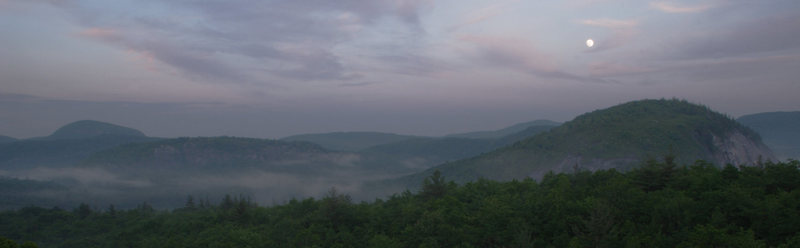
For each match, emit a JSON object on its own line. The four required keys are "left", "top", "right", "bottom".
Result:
{"left": 1, "top": 160, "right": 799, "bottom": 247}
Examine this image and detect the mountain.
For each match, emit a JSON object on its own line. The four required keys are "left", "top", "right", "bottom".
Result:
{"left": 0, "top": 121, "right": 156, "bottom": 169}
{"left": 738, "top": 111, "right": 800, "bottom": 160}
{"left": 360, "top": 125, "right": 557, "bottom": 172}
{"left": 82, "top": 136, "right": 359, "bottom": 173}
{"left": 0, "top": 135, "right": 16, "bottom": 144}
{"left": 281, "top": 132, "right": 419, "bottom": 151}
{"left": 47, "top": 120, "right": 146, "bottom": 140}
{"left": 402, "top": 99, "right": 775, "bottom": 184}
{"left": 445, "top": 119, "right": 560, "bottom": 139}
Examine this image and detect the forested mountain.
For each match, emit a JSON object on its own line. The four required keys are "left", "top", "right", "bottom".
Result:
{"left": 280, "top": 119, "right": 560, "bottom": 153}
{"left": 445, "top": 119, "right": 560, "bottom": 139}
{"left": 276, "top": 123, "right": 557, "bottom": 176}
{"left": 0, "top": 121, "right": 157, "bottom": 169}
{"left": 0, "top": 137, "right": 372, "bottom": 209}
{"left": 280, "top": 132, "right": 419, "bottom": 151}
{"left": 0, "top": 135, "right": 16, "bottom": 144}
{"left": 2, "top": 160, "right": 799, "bottom": 247}
{"left": 398, "top": 99, "right": 775, "bottom": 184}
{"left": 360, "top": 125, "right": 557, "bottom": 172}
{"left": 82, "top": 137, "right": 358, "bottom": 173}
{"left": 45, "top": 120, "right": 146, "bottom": 140}
{"left": 738, "top": 111, "right": 800, "bottom": 160}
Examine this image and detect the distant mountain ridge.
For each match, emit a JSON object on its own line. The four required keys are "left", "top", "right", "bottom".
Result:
{"left": 0, "top": 120, "right": 156, "bottom": 169}
{"left": 82, "top": 137, "right": 359, "bottom": 173}
{"left": 0, "top": 135, "right": 16, "bottom": 144}
{"left": 360, "top": 125, "right": 557, "bottom": 170}
{"left": 399, "top": 99, "right": 775, "bottom": 184}
{"left": 281, "top": 132, "right": 419, "bottom": 151}
{"left": 445, "top": 119, "right": 560, "bottom": 139}
{"left": 47, "top": 120, "right": 146, "bottom": 140}
{"left": 738, "top": 111, "right": 800, "bottom": 160}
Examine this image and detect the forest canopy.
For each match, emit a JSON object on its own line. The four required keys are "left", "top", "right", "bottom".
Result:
{"left": 1, "top": 159, "right": 799, "bottom": 247}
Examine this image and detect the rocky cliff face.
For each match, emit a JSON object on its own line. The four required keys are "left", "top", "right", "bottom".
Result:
{"left": 414, "top": 99, "right": 779, "bottom": 184}
{"left": 711, "top": 130, "right": 775, "bottom": 165}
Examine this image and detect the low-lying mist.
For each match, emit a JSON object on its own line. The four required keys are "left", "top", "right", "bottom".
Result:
{"left": 0, "top": 164, "right": 417, "bottom": 210}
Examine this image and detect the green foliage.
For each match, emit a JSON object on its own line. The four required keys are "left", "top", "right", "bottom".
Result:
{"left": 1, "top": 161, "right": 799, "bottom": 247}
{"left": 414, "top": 98, "right": 773, "bottom": 184}
{"left": 0, "top": 236, "right": 37, "bottom": 248}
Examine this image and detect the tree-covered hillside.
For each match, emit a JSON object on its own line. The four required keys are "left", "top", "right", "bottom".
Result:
{"left": 411, "top": 99, "right": 774, "bottom": 184}
{"left": 47, "top": 120, "right": 146, "bottom": 140}
{"left": 82, "top": 136, "right": 335, "bottom": 170}
{"left": 444, "top": 119, "right": 560, "bottom": 139}
{"left": 0, "top": 120, "right": 156, "bottom": 169}
{"left": 0, "top": 135, "right": 158, "bottom": 169}
{"left": 281, "top": 132, "right": 419, "bottom": 151}
{"left": 1, "top": 160, "right": 798, "bottom": 248}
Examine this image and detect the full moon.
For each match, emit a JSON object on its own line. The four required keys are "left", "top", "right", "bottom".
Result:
{"left": 586, "top": 39, "right": 594, "bottom": 48}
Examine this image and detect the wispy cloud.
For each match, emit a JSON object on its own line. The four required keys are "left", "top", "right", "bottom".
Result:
{"left": 448, "top": 0, "right": 520, "bottom": 32}
{"left": 578, "top": 19, "right": 638, "bottom": 53}
{"left": 650, "top": 1, "right": 712, "bottom": 13}
{"left": 676, "top": 14, "right": 800, "bottom": 59}
{"left": 578, "top": 19, "right": 637, "bottom": 29}
{"left": 339, "top": 81, "right": 378, "bottom": 88}
{"left": 461, "top": 35, "right": 613, "bottom": 83}
{"left": 77, "top": 27, "right": 116, "bottom": 39}
{"left": 38, "top": 0, "right": 435, "bottom": 83}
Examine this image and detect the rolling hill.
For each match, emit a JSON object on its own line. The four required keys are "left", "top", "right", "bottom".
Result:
{"left": 359, "top": 124, "right": 558, "bottom": 172}
{"left": 445, "top": 119, "right": 560, "bottom": 139}
{"left": 0, "top": 120, "right": 157, "bottom": 169}
{"left": 738, "top": 111, "right": 800, "bottom": 160}
{"left": 398, "top": 99, "right": 775, "bottom": 185}
{"left": 82, "top": 136, "right": 360, "bottom": 173}
{"left": 280, "top": 132, "right": 419, "bottom": 151}
{"left": 46, "top": 120, "right": 146, "bottom": 140}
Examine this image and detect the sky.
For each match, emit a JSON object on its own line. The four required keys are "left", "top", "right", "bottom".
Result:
{"left": 1, "top": 0, "right": 799, "bottom": 139}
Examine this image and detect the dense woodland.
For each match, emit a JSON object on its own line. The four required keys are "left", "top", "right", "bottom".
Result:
{"left": 1, "top": 159, "right": 799, "bottom": 247}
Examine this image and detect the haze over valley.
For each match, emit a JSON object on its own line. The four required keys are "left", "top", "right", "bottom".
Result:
{"left": 1, "top": 0, "right": 799, "bottom": 247}
{"left": 0, "top": 99, "right": 795, "bottom": 210}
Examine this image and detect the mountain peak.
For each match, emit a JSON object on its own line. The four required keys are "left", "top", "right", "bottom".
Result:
{"left": 422, "top": 99, "right": 775, "bottom": 183}
{"left": 48, "top": 120, "right": 145, "bottom": 140}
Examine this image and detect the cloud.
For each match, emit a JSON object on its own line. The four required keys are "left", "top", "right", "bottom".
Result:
{"left": 578, "top": 19, "right": 637, "bottom": 29}
{"left": 461, "top": 35, "right": 612, "bottom": 83}
{"left": 448, "top": 0, "right": 520, "bottom": 32}
{"left": 578, "top": 18, "right": 638, "bottom": 53}
{"left": 677, "top": 14, "right": 800, "bottom": 59}
{"left": 339, "top": 81, "right": 378, "bottom": 88}
{"left": 650, "top": 1, "right": 712, "bottom": 13}
{"left": 4, "top": 167, "right": 153, "bottom": 188}
{"left": 36, "top": 0, "right": 434, "bottom": 83}
{"left": 78, "top": 27, "right": 116, "bottom": 39}
{"left": 588, "top": 62, "right": 655, "bottom": 77}
{"left": 567, "top": 0, "right": 618, "bottom": 7}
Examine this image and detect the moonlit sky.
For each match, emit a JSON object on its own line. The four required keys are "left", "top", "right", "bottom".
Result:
{"left": 1, "top": 0, "right": 799, "bottom": 139}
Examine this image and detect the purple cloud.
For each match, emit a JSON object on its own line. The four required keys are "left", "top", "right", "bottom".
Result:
{"left": 38, "top": 0, "right": 434, "bottom": 83}
{"left": 677, "top": 14, "right": 800, "bottom": 59}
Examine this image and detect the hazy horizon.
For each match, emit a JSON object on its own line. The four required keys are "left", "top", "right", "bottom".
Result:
{"left": 2, "top": 0, "right": 799, "bottom": 139}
